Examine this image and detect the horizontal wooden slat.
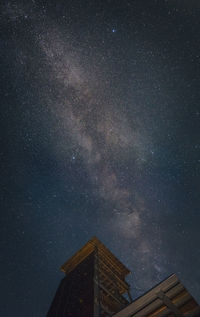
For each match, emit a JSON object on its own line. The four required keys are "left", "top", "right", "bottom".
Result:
{"left": 113, "top": 274, "right": 200, "bottom": 317}
{"left": 114, "top": 274, "right": 179, "bottom": 317}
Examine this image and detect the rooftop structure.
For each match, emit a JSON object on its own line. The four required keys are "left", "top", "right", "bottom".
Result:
{"left": 46, "top": 237, "right": 200, "bottom": 317}
{"left": 113, "top": 274, "right": 200, "bottom": 317}
{"left": 47, "top": 237, "right": 132, "bottom": 317}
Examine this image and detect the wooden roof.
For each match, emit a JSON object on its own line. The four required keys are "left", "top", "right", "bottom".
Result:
{"left": 61, "top": 236, "right": 130, "bottom": 277}
{"left": 113, "top": 274, "right": 200, "bottom": 317}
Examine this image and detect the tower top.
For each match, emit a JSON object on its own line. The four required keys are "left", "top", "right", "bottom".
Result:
{"left": 61, "top": 236, "right": 130, "bottom": 278}
{"left": 47, "top": 237, "right": 132, "bottom": 317}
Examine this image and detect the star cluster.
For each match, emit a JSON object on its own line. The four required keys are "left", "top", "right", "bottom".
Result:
{"left": 0, "top": 0, "right": 200, "bottom": 316}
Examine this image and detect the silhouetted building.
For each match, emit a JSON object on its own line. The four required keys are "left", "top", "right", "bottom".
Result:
{"left": 47, "top": 237, "right": 200, "bottom": 317}
{"left": 47, "top": 237, "right": 132, "bottom": 317}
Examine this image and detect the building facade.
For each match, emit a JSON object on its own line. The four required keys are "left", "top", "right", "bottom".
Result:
{"left": 47, "top": 237, "right": 200, "bottom": 317}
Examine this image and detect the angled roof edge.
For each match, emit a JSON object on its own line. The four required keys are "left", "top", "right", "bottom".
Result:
{"left": 61, "top": 236, "right": 130, "bottom": 276}
{"left": 113, "top": 274, "right": 200, "bottom": 317}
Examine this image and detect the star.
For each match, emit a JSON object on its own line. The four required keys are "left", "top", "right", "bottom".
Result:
{"left": 1, "top": 1, "right": 200, "bottom": 315}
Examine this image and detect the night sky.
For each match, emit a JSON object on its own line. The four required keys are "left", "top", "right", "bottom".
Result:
{"left": 1, "top": 0, "right": 200, "bottom": 316}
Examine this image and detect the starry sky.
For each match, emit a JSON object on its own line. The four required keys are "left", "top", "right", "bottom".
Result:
{"left": 1, "top": 0, "right": 200, "bottom": 316}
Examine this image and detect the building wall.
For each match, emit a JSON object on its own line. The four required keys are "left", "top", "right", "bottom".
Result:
{"left": 46, "top": 252, "right": 95, "bottom": 317}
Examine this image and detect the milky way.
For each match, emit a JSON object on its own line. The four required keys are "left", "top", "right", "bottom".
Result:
{"left": 35, "top": 20, "right": 162, "bottom": 283}
{"left": 1, "top": 1, "right": 200, "bottom": 316}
